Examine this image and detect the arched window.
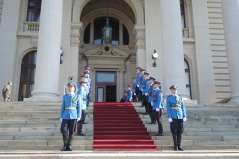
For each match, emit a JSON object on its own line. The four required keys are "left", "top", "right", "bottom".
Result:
{"left": 184, "top": 59, "right": 192, "bottom": 99}
{"left": 18, "top": 51, "right": 37, "bottom": 101}
{"left": 27, "top": 0, "right": 41, "bottom": 22}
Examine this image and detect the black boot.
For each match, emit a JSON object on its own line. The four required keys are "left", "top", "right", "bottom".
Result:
{"left": 177, "top": 134, "right": 184, "bottom": 151}
{"left": 61, "top": 135, "right": 68, "bottom": 151}
{"left": 172, "top": 134, "right": 178, "bottom": 151}
{"left": 154, "top": 123, "right": 164, "bottom": 136}
{"left": 149, "top": 114, "right": 155, "bottom": 124}
{"left": 67, "top": 135, "right": 73, "bottom": 151}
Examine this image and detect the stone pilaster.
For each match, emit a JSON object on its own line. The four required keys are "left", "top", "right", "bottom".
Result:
{"left": 222, "top": 0, "right": 239, "bottom": 104}
{"left": 191, "top": 0, "right": 216, "bottom": 104}
{"left": 160, "top": 0, "right": 189, "bottom": 99}
{"left": 29, "top": 0, "right": 63, "bottom": 102}
{"left": 0, "top": 1, "right": 21, "bottom": 101}
{"left": 133, "top": 25, "right": 146, "bottom": 69}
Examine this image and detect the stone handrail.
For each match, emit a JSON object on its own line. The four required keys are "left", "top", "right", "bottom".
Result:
{"left": 24, "top": 22, "right": 39, "bottom": 32}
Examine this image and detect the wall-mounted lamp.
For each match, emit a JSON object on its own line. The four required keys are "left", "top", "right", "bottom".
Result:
{"left": 68, "top": 76, "right": 73, "bottom": 81}
{"left": 152, "top": 49, "right": 158, "bottom": 67}
{"left": 60, "top": 46, "right": 63, "bottom": 64}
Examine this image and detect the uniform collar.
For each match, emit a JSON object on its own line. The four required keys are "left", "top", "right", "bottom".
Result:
{"left": 69, "top": 93, "right": 75, "bottom": 96}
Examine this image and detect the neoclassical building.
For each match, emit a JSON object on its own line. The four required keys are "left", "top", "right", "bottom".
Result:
{"left": 0, "top": 0, "right": 238, "bottom": 104}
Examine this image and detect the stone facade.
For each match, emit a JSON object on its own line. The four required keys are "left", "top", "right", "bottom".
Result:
{"left": 0, "top": 0, "right": 238, "bottom": 104}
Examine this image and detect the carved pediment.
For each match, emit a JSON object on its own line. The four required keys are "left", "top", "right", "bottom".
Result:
{"left": 84, "top": 44, "right": 129, "bottom": 58}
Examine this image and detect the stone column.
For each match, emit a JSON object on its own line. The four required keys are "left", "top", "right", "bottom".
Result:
{"left": 222, "top": 1, "right": 239, "bottom": 104}
{"left": 30, "top": 0, "right": 63, "bottom": 102}
{"left": 119, "top": 21, "right": 123, "bottom": 45}
{"left": 90, "top": 20, "right": 94, "bottom": 44}
{"left": 160, "top": 0, "right": 189, "bottom": 99}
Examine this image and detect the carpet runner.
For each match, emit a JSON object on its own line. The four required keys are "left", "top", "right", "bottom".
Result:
{"left": 93, "top": 102, "right": 158, "bottom": 151}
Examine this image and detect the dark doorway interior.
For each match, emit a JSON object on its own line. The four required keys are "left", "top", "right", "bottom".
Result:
{"left": 106, "top": 85, "right": 116, "bottom": 102}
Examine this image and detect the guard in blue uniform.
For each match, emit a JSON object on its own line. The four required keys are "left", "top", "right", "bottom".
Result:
{"left": 132, "top": 77, "right": 138, "bottom": 102}
{"left": 166, "top": 85, "right": 187, "bottom": 151}
{"left": 151, "top": 81, "right": 164, "bottom": 136}
{"left": 126, "top": 85, "right": 132, "bottom": 102}
{"left": 84, "top": 71, "right": 91, "bottom": 109}
{"left": 142, "top": 72, "right": 150, "bottom": 114}
{"left": 139, "top": 69, "right": 145, "bottom": 105}
{"left": 77, "top": 81, "right": 87, "bottom": 136}
{"left": 60, "top": 82, "right": 81, "bottom": 151}
{"left": 147, "top": 77, "right": 156, "bottom": 124}
{"left": 135, "top": 67, "right": 141, "bottom": 101}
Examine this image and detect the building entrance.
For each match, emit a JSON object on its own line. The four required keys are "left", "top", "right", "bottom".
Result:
{"left": 95, "top": 71, "right": 117, "bottom": 102}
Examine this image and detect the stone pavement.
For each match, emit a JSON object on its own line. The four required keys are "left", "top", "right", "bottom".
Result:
{"left": 0, "top": 150, "right": 239, "bottom": 159}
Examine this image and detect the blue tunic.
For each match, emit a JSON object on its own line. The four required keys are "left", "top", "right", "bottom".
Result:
{"left": 152, "top": 88, "right": 164, "bottom": 110}
{"left": 126, "top": 88, "right": 132, "bottom": 102}
{"left": 60, "top": 93, "right": 81, "bottom": 119}
{"left": 166, "top": 94, "right": 187, "bottom": 119}
{"left": 142, "top": 78, "right": 150, "bottom": 95}
{"left": 135, "top": 71, "right": 141, "bottom": 86}
{"left": 148, "top": 84, "right": 154, "bottom": 103}
{"left": 77, "top": 86, "right": 87, "bottom": 110}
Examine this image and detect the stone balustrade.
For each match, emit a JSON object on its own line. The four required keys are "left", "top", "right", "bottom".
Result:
{"left": 24, "top": 22, "right": 39, "bottom": 32}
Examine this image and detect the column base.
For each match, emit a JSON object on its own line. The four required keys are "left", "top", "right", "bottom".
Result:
{"left": 26, "top": 92, "right": 61, "bottom": 102}
{"left": 228, "top": 96, "right": 239, "bottom": 104}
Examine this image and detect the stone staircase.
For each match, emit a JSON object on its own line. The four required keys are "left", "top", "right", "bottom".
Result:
{"left": 0, "top": 102, "right": 93, "bottom": 150}
{"left": 136, "top": 103, "right": 239, "bottom": 150}
{"left": 0, "top": 102, "right": 239, "bottom": 151}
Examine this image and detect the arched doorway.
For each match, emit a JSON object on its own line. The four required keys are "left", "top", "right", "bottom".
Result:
{"left": 184, "top": 59, "right": 192, "bottom": 99}
{"left": 18, "top": 51, "right": 37, "bottom": 101}
{"left": 78, "top": 0, "right": 137, "bottom": 102}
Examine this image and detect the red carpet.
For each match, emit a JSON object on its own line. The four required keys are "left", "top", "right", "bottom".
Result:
{"left": 93, "top": 102, "right": 158, "bottom": 151}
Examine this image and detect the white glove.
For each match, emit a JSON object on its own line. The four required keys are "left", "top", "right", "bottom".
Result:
{"left": 151, "top": 101, "right": 153, "bottom": 106}
{"left": 60, "top": 118, "right": 62, "bottom": 122}
{"left": 141, "top": 89, "right": 143, "bottom": 91}
{"left": 77, "top": 118, "right": 81, "bottom": 122}
{"left": 137, "top": 85, "right": 139, "bottom": 87}
{"left": 145, "top": 93, "right": 148, "bottom": 96}
{"left": 156, "top": 108, "right": 159, "bottom": 112}
{"left": 183, "top": 118, "right": 187, "bottom": 122}
{"left": 134, "top": 93, "right": 136, "bottom": 95}
{"left": 168, "top": 118, "right": 173, "bottom": 122}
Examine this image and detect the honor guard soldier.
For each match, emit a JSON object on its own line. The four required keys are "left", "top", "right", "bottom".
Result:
{"left": 77, "top": 81, "right": 88, "bottom": 136}
{"left": 147, "top": 77, "right": 156, "bottom": 124}
{"left": 132, "top": 77, "right": 138, "bottom": 102}
{"left": 139, "top": 69, "right": 145, "bottom": 104}
{"left": 126, "top": 85, "right": 133, "bottom": 102}
{"left": 142, "top": 72, "right": 150, "bottom": 114}
{"left": 84, "top": 71, "right": 91, "bottom": 109}
{"left": 135, "top": 67, "right": 141, "bottom": 101}
{"left": 151, "top": 81, "right": 164, "bottom": 136}
{"left": 166, "top": 85, "right": 187, "bottom": 151}
{"left": 60, "top": 82, "right": 81, "bottom": 151}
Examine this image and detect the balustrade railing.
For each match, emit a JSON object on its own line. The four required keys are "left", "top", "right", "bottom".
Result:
{"left": 24, "top": 22, "right": 39, "bottom": 32}
{"left": 182, "top": 28, "right": 189, "bottom": 38}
